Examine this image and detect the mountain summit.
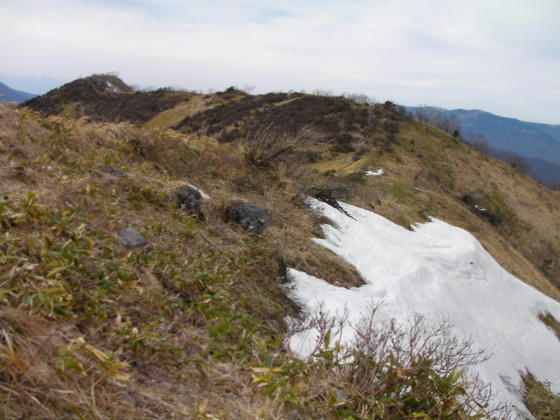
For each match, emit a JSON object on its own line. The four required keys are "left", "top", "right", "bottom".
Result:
{"left": 21, "top": 74, "right": 194, "bottom": 123}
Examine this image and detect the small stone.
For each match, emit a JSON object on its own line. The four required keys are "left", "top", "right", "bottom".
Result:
{"left": 279, "top": 258, "right": 288, "bottom": 283}
{"left": 331, "top": 386, "right": 347, "bottom": 401}
{"left": 98, "top": 164, "right": 127, "bottom": 178}
{"left": 173, "top": 185, "right": 203, "bottom": 219}
{"left": 118, "top": 227, "right": 148, "bottom": 249}
{"left": 227, "top": 202, "right": 271, "bottom": 234}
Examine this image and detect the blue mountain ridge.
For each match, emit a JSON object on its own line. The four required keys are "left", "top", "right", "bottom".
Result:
{"left": 0, "top": 81, "right": 37, "bottom": 103}
{"left": 407, "top": 106, "right": 560, "bottom": 185}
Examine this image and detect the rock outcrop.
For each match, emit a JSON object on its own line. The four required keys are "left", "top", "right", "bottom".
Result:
{"left": 227, "top": 202, "right": 271, "bottom": 234}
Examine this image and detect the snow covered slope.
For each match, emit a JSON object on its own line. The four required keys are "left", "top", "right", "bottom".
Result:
{"left": 287, "top": 198, "right": 560, "bottom": 418}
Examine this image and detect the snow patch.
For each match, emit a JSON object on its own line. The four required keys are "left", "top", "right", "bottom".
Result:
{"left": 188, "top": 184, "right": 210, "bottom": 200}
{"left": 286, "top": 198, "right": 560, "bottom": 418}
{"left": 105, "top": 81, "right": 121, "bottom": 93}
{"left": 366, "top": 169, "right": 384, "bottom": 176}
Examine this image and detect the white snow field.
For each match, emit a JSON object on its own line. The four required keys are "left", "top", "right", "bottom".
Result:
{"left": 286, "top": 198, "right": 560, "bottom": 418}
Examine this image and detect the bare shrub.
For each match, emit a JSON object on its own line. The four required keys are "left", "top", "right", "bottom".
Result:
{"left": 312, "top": 88, "right": 334, "bottom": 96}
{"left": 383, "top": 100, "right": 397, "bottom": 112}
{"left": 287, "top": 304, "right": 510, "bottom": 419}
{"left": 352, "top": 144, "right": 370, "bottom": 161}
{"left": 396, "top": 104, "right": 408, "bottom": 116}
{"left": 364, "top": 110, "right": 378, "bottom": 141}
{"left": 342, "top": 92, "right": 376, "bottom": 105}
{"left": 331, "top": 133, "right": 360, "bottom": 153}
{"left": 502, "top": 152, "right": 531, "bottom": 175}
{"left": 383, "top": 120, "right": 400, "bottom": 134}
{"left": 414, "top": 105, "right": 433, "bottom": 123}
{"left": 413, "top": 106, "right": 462, "bottom": 135}
{"left": 468, "top": 134, "right": 490, "bottom": 155}
{"left": 244, "top": 123, "right": 314, "bottom": 168}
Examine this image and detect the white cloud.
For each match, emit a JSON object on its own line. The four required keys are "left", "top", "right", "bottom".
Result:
{"left": 1, "top": 0, "right": 559, "bottom": 123}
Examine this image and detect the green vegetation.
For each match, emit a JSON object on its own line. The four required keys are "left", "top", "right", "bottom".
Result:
{"left": 539, "top": 313, "right": 560, "bottom": 340}
{"left": 524, "top": 375, "right": 560, "bottom": 420}
{"left": 4, "top": 76, "right": 560, "bottom": 419}
{"left": 0, "top": 104, "right": 509, "bottom": 419}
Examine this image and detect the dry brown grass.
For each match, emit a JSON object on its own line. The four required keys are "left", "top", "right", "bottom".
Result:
{"left": 0, "top": 104, "right": 367, "bottom": 418}
{"left": 539, "top": 313, "right": 560, "bottom": 341}
{"left": 524, "top": 373, "right": 560, "bottom": 420}
{"left": 143, "top": 95, "right": 219, "bottom": 130}
{"left": 3, "top": 100, "right": 560, "bottom": 418}
{"left": 0, "top": 309, "right": 174, "bottom": 419}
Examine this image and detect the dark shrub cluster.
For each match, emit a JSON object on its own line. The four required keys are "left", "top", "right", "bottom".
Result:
{"left": 331, "top": 134, "right": 362, "bottom": 153}
{"left": 175, "top": 93, "right": 293, "bottom": 135}
{"left": 461, "top": 194, "right": 504, "bottom": 227}
{"left": 383, "top": 120, "right": 399, "bottom": 134}
{"left": 22, "top": 75, "right": 193, "bottom": 124}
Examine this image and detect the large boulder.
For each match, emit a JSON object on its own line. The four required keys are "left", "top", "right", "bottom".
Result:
{"left": 173, "top": 185, "right": 203, "bottom": 219}
{"left": 227, "top": 202, "right": 271, "bottom": 234}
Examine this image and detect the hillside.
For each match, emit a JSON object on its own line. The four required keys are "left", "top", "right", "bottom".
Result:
{"left": 524, "top": 156, "right": 560, "bottom": 185}
{"left": 444, "top": 108, "right": 560, "bottom": 164}
{"left": 5, "top": 76, "right": 560, "bottom": 418}
{"left": 488, "top": 145, "right": 560, "bottom": 185}
{"left": 408, "top": 106, "right": 560, "bottom": 184}
{"left": 24, "top": 78, "right": 560, "bottom": 291}
{"left": 0, "top": 81, "right": 36, "bottom": 103}
{"left": 288, "top": 198, "right": 560, "bottom": 417}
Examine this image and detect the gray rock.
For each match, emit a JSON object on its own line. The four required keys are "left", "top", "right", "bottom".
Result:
{"left": 279, "top": 258, "right": 289, "bottom": 283}
{"left": 227, "top": 202, "right": 271, "bottom": 234}
{"left": 98, "top": 164, "right": 126, "bottom": 178}
{"left": 173, "top": 185, "right": 203, "bottom": 219}
{"left": 118, "top": 227, "right": 148, "bottom": 249}
{"left": 331, "top": 386, "right": 347, "bottom": 401}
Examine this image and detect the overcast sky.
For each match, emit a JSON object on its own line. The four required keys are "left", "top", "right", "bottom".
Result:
{"left": 1, "top": 0, "right": 559, "bottom": 123}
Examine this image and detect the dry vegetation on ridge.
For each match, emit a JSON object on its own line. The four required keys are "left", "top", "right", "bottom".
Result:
{"left": 0, "top": 105, "right": 374, "bottom": 418}
{"left": 4, "top": 75, "right": 560, "bottom": 418}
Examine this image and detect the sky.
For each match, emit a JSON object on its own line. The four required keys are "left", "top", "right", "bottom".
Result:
{"left": 1, "top": 0, "right": 559, "bottom": 124}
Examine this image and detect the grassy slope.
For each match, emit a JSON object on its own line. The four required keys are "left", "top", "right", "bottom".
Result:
{"left": 143, "top": 95, "right": 225, "bottom": 130}
{"left": 163, "top": 91, "right": 560, "bottom": 301}
{"left": 4, "top": 86, "right": 560, "bottom": 418}
{"left": 334, "top": 119, "right": 560, "bottom": 301}
{"left": 0, "top": 105, "right": 366, "bottom": 418}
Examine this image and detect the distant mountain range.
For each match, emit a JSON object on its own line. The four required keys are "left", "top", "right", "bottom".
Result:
{"left": 486, "top": 146, "right": 560, "bottom": 185}
{"left": 408, "top": 106, "right": 560, "bottom": 185}
{"left": 522, "top": 156, "right": 560, "bottom": 185}
{"left": 443, "top": 109, "right": 560, "bottom": 163}
{"left": 11, "top": 73, "right": 560, "bottom": 184}
{"left": 0, "top": 81, "right": 37, "bottom": 103}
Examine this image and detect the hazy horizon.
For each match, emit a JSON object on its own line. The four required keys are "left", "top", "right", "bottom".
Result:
{"left": 2, "top": 0, "right": 558, "bottom": 124}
